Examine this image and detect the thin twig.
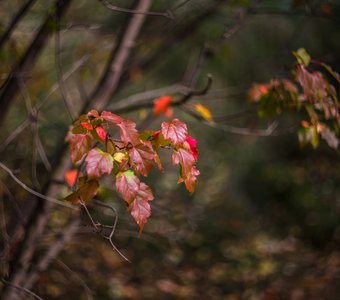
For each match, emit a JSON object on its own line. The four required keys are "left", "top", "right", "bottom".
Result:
{"left": 55, "top": 259, "right": 93, "bottom": 300}
{"left": 181, "top": 106, "right": 279, "bottom": 136}
{"left": 54, "top": 6, "right": 75, "bottom": 121}
{"left": 0, "top": 162, "right": 77, "bottom": 209}
{"left": 0, "top": 55, "right": 90, "bottom": 153}
{"left": 80, "top": 199, "right": 130, "bottom": 262}
{"left": 0, "top": 278, "right": 43, "bottom": 300}
{"left": 98, "top": 0, "right": 174, "bottom": 19}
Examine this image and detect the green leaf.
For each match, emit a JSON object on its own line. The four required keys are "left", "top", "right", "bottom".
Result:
{"left": 294, "top": 48, "right": 311, "bottom": 66}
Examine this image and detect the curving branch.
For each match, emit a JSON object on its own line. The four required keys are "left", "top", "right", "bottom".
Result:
{"left": 98, "top": 0, "right": 174, "bottom": 19}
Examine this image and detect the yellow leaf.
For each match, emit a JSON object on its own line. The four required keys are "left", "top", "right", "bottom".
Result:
{"left": 195, "top": 104, "right": 213, "bottom": 122}
{"left": 114, "top": 152, "right": 127, "bottom": 163}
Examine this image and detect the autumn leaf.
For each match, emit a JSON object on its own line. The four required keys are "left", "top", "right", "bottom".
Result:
{"left": 65, "top": 179, "right": 99, "bottom": 204}
{"left": 101, "top": 111, "right": 124, "bottom": 124}
{"left": 116, "top": 170, "right": 140, "bottom": 204}
{"left": 161, "top": 119, "right": 188, "bottom": 147}
{"left": 194, "top": 104, "right": 213, "bottom": 122}
{"left": 153, "top": 95, "right": 173, "bottom": 117}
{"left": 65, "top": 169, "right": 79, "bottom": 187}
{"left": 117, "top": 119, "right": 141, "bottom": 146}
{"left": 185, "top": 136, "right": 198, "bottom": 160}
{"left": 81, "top": 122, "right": 94, "bottom": 130}
{"left": 101, "top": 111, "right": 140, "bottom": 146}
{"left": 172, "top": 147, "right": 200, "bottom": 193}
{"left": 129, "top": 141, "right": 156, "bottom": 176}
{"left": 130, "top": 182, "right": 154, "bottom": 232}
{"left": 85, "top": 148, "right": 113, "bottom": 178}
{"left": 67, "top": 133, "right": 93, "bottom": 164}
{"left": 95, "top": 126, "right": 107, "bottom": 142}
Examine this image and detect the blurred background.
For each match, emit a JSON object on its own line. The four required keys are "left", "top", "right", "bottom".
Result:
{"left": 0, "top": 0, "right": 339, "bottom": 299}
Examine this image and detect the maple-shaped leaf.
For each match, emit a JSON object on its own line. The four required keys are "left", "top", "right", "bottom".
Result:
{"left": 67, "top": 133, "right": 93, "bottom": 164}
{"left": 153, "top": 95, "right": 173, "bottom": 117}
{"left": 172, "top": 147, "right": 200, "bottom": 193}
{"left": 85, "top": 148, "right": 113, "bottom": 178}
{"left": 116, "top": 170, "right": 140, "bottom": 204}
{"left": 101, "top": 111, "right": 124, "bottom": 124}
{"left": 95, "top": 126, "right": 107, "bottom": 142}
{"left": 117, "top": 119, "right": 141, "bottom": 146}
{"left": 129, "top": 141, "right": 156, "bottom": 176}
{"left": 129, "top": 182, "right": 154, "bottom": 234}
{"left": 161, "top": 119, "right": 188, "bottom": 147}
{"left": 65, "top": 179, "right": 99, "bottom": 204}
{"left": 101, "top": 111, "right": 140, "bottom": 146}
{"left": 65, "top": 169, "right": 79, "bottom": 187}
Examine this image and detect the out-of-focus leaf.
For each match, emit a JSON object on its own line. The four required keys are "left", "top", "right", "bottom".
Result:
{"left": 294, "top": 48, "right": 311, "bottom": 66}
{"left": 65, "top": 169, "right": 79, "bottom": 187}
{"left": 194, "top": 103, "right": 213, "bottom": 122}
{"left": 153, "top": 95, "right": 173, "bottom": 117}
{"left": 85, "top": 148, "right": 113, "bottom": 178}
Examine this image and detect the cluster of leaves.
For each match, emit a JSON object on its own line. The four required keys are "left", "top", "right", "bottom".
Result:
{"left": 248, "top": 48, "right": 340, "bottom": 149}
{"left": 65, "top": 110, "right": 199, "bottom": 233}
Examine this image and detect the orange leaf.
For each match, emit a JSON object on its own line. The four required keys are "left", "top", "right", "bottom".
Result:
{"left": 65, "top": 169, "right": 78, "bottom": 187}
{"left": 194, "top": 104, "right": 213, "bottom": 122}
{"left": 153, "top": 96, "right": 173, "bottom": 117}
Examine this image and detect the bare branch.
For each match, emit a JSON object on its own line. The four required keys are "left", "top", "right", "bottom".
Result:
{"left": 88, "top": 0, "right": 153, "bottom": 112}
{"left": 23, "top": 218, "right": 80, "bottom": 291}
{"left": 55, "top": 259, "right": 94, "bottom": 300}
{"left": 0, "top": 278, "right": 43, "bottom": 300}
{"left": 80, "top": 199, "right": 130, "bottom": 262}
{"left": 98, "top": 0, "right": 174, "bottom": 19}
{"left": 0, "top": 0, "right": 37, "bottom": 49}
{"left": 0, "top": 0, "right": 73, "bottom": 126}
{"left": 0, "top": 162, "right": 77, "bottom": 210}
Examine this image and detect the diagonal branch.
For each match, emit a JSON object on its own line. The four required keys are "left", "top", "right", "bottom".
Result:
{"left": 0, "top": 0, "right": 73, "bottom": 126}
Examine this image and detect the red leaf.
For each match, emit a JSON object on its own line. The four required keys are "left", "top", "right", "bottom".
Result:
{"left": 101, "top": 111, "right": 124, "bottom": 124}
{"left": 67, "top": 133, "right": 93, "bottom": 164}
{"left": 101, "top": 111, "right": 140, "bottom": 146}
{"left": 95, "top": 126, "right": 107, "bottom": 142}
{"left": 85, "top": 148, "right": 113, "bottom": 178}
{"left": 153, "top": 95, "right": 173, "bottom": 117}
{"left": 161, "top": 119, "right": 188, "bottom": 147}
{"left": 129, "top": 141, "right": 156, "bottom": 176}
{"left": 172, "top": 148, "right": 200, "bottom": 193}
{"left": 185, "top": 136, "right": 198, "bottom": 160}
{"left": 116, "top": 170, "right": 140, "bottom": 204}
{"left": 81, "top": 122, "right": 94, "bottom": 130}
{"left": 130, "top": 199, "right": 151, "bottom": 235}
{"left": 129, "top": 182, "right": 154, "bottom": 234}
{"left": 117, "top": 119, "right": 141, "bottom": 146}
{"left": 65, "top": 169, "right": 78, "bottom": 187}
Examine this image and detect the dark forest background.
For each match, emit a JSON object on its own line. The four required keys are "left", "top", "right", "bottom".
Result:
{"left": 0, "top": 1, "right": 339, "bottom": 299}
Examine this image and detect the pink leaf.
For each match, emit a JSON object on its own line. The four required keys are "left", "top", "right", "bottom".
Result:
{"left": 85, "top": 148, "right": 113, "bottom": 178}
{"left": 161, "top": 119, "right": 188, "bottom": 147}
